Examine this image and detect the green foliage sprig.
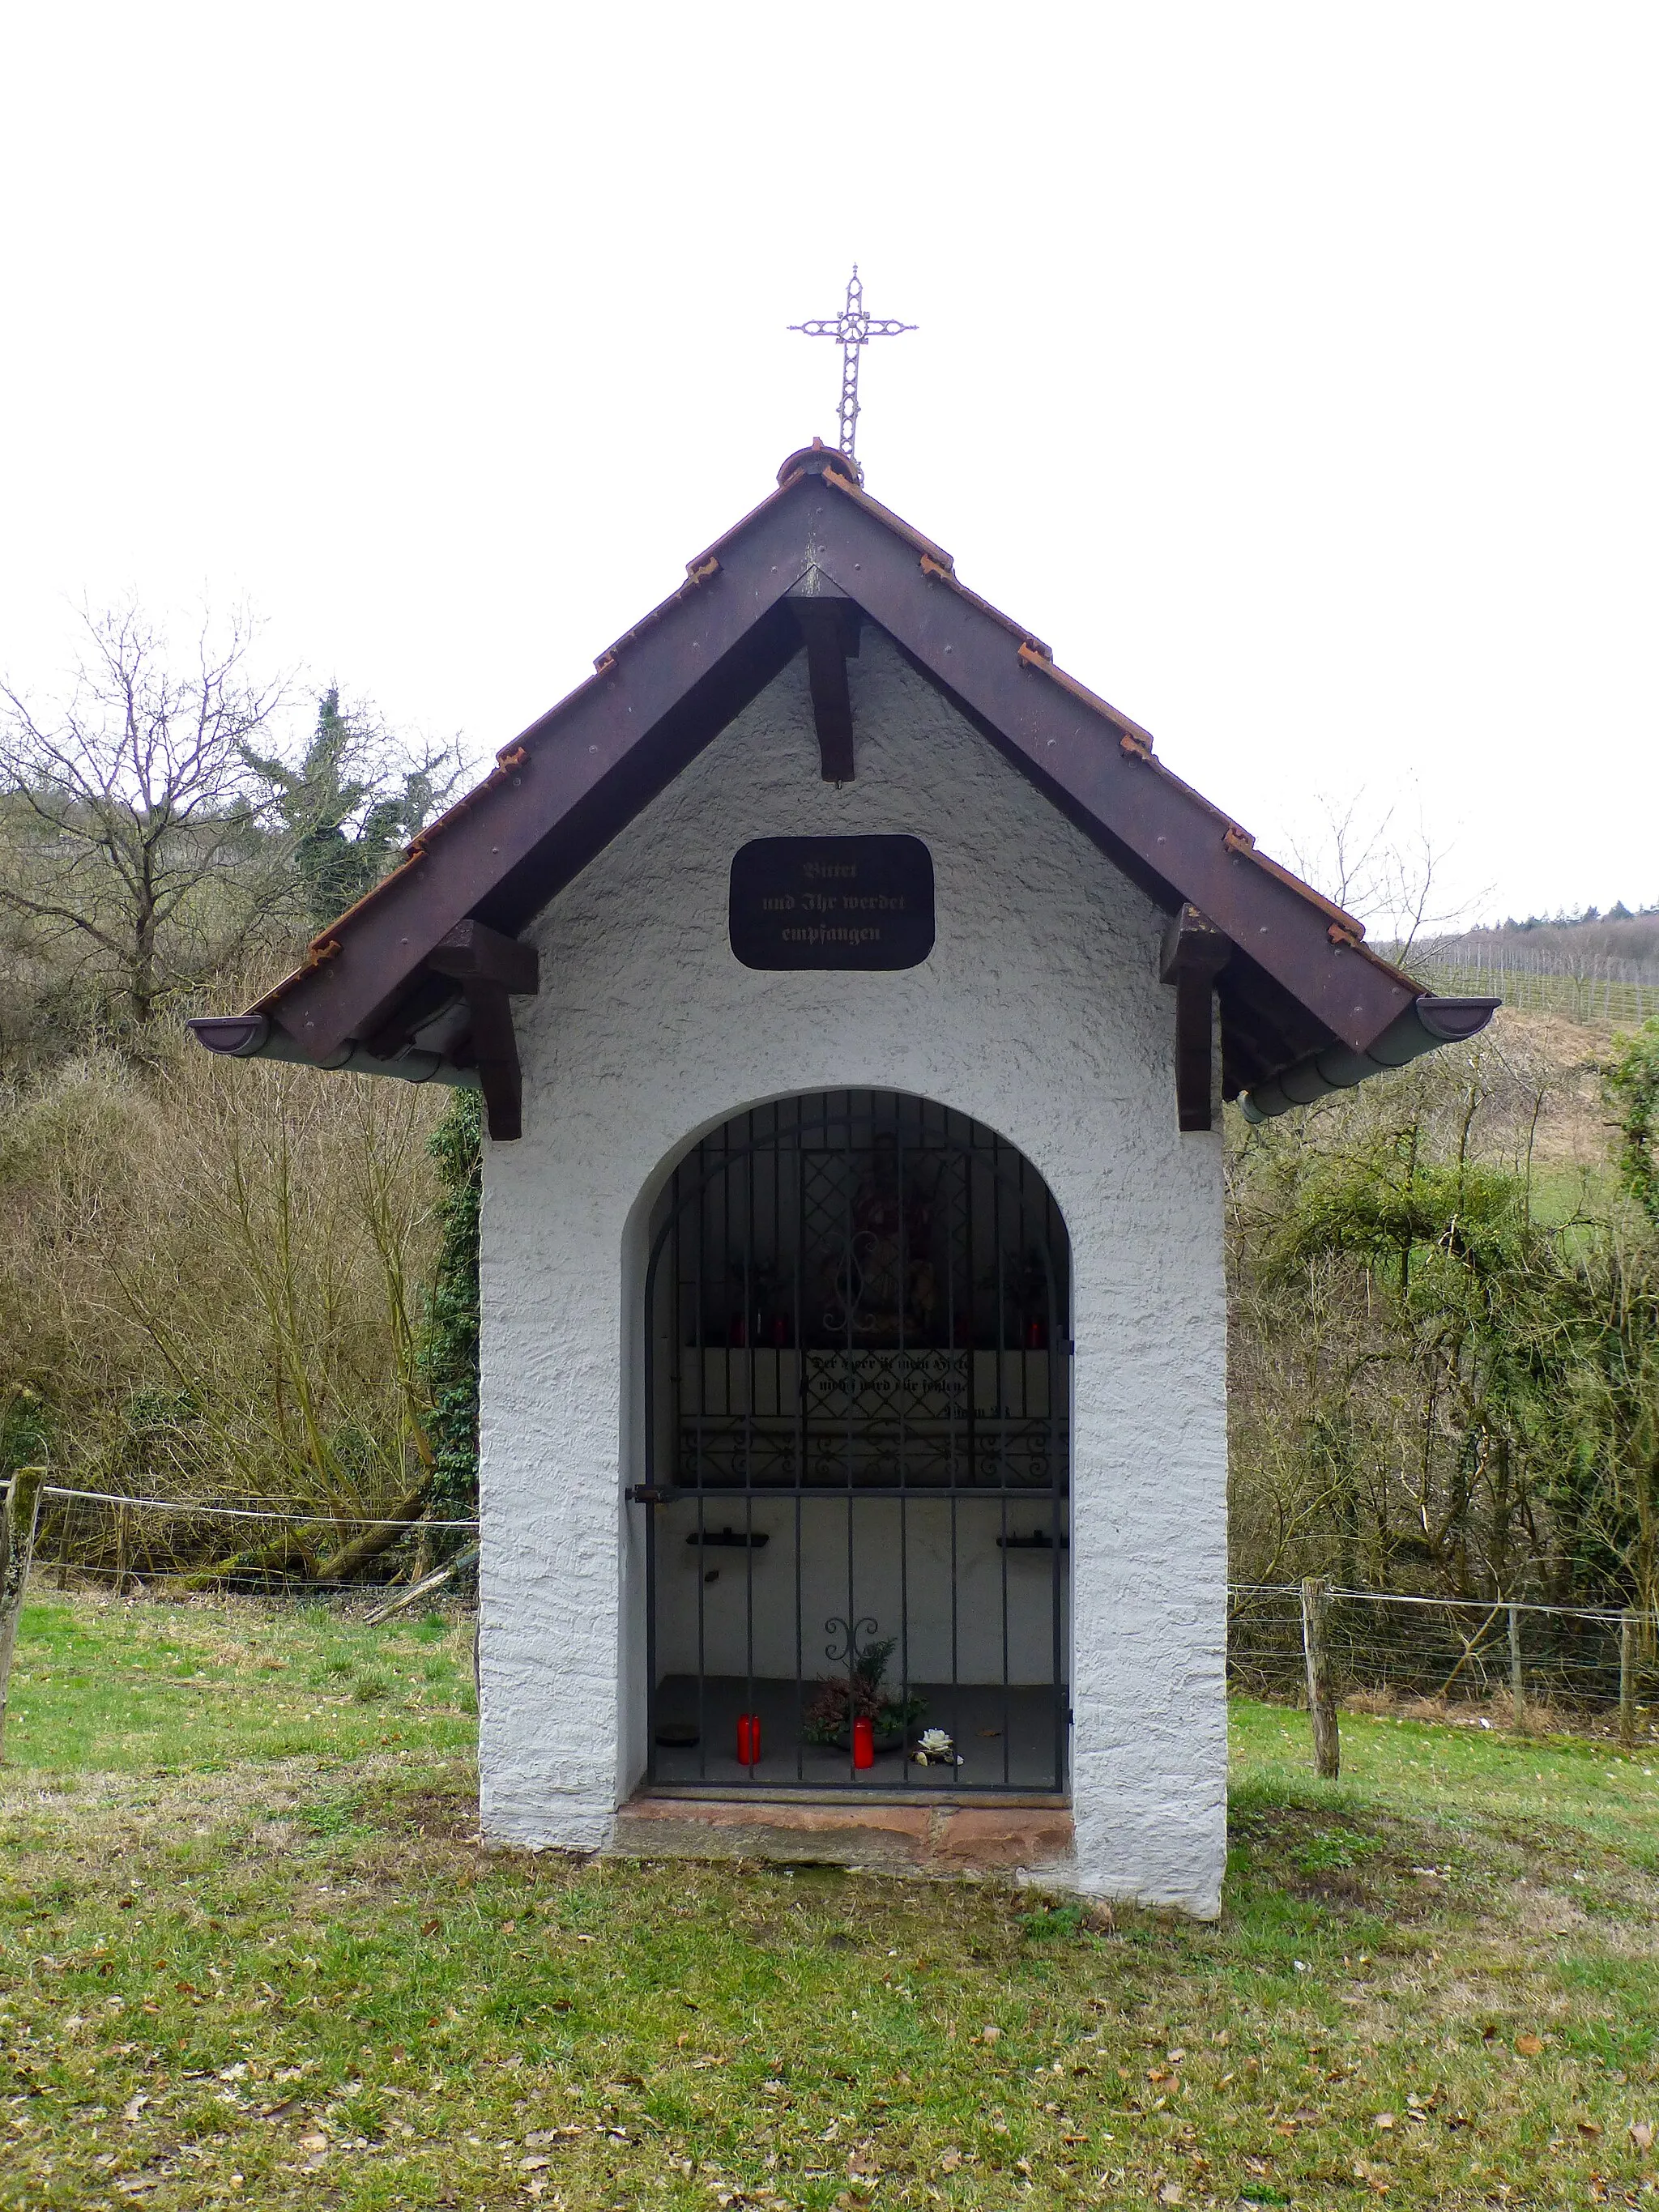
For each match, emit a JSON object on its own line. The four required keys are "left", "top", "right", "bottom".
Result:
{"left": 1606, "top": 1018, "right": 1659, "bottom": 1226}
{"left": 801, "top": 1633, "right": 926, "bottom": 1745}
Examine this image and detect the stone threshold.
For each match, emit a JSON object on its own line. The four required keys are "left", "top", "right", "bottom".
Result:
{"left": 635, "top": 1784, "right": 1068, "bottom": 1809}
{"left": 611, "top": 1789, "right": 1075, "bottom": 1876}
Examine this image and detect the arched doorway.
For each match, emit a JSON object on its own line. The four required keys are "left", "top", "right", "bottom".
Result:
{"left": 638, "top": 1090, "right": 1070, "bottom": 1794}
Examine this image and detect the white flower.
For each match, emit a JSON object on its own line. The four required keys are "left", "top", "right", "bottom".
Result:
{"left": 919, "top": 1728, "right": 954, "bottom": 1754}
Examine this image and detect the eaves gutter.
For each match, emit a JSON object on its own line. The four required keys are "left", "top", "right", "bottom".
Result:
{"left": 1237, "top": 995, "right": 1500, "bottom": 1122}
{"left": 186, "top": 1014, "right": 479, "bottom": 1090}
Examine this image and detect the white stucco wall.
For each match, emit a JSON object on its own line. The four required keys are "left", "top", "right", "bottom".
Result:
{"left": 477, "top": 629, "right": 1229, "bottom": 1916}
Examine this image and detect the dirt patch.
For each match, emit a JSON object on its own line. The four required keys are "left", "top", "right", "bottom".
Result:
{"left": 1478, "top": 1007, "right": 1617, "bottom": 1169}
{"left": 380, "top": 1784, "right": 479, "bottom": 1842}
{"left": 1230, "top": 1800, "right": 1468, "bottom": 1920}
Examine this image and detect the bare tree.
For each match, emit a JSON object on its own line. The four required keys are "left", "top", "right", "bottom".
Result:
{"left": 1286, "top": 787, "right": 1478, "bottom": 963}
{"left": 0, "top": 603, "right": 291, "bottom": 1027}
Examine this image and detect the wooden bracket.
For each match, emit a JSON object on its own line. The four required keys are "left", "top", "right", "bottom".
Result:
{"left": 1160, "top": 906, "right": 1231, "bottom": 1133}
{"left": 427, "top": 919, "right": 539, "bottom": 1142}
{"left": 456, "top": 978, "right": 523, "bottom": 1141}
{"left": 426, "top": 918, "right": 539, "bottom": 995}
{"left": 787, "top": 581, "right": 859, "bottom": 782}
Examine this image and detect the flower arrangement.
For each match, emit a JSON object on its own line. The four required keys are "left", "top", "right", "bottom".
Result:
{"left": 802, "top": 1633, "right": 925, "bottom": 1747}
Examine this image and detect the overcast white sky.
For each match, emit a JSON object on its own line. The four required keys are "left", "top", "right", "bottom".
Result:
{"left": 2, "top": 2, "right": 1654, "bottom": 931}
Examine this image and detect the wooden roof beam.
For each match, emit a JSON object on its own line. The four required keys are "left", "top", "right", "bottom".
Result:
{"left": 787, "top": 576, "right": 859, "bottom": 782}
{"left": 1161, "top": 906, "right": 1231, "bottom": 1133}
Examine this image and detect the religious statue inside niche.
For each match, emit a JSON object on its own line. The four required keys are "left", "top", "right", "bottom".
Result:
{"left": 819, "top": 1133, "right": 941, "bottom": 1343}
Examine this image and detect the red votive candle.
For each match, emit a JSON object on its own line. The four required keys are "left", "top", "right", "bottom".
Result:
{"left": 737, "top": 1713, "right": 761, "bottom": 1767}
{"left": 852, "top": 1715, "right": 875, "bottom": 1770}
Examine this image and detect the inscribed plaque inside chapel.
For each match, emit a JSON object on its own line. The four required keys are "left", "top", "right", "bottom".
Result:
{"left": 727, "top": 835, "right": 935, "bottom": 970}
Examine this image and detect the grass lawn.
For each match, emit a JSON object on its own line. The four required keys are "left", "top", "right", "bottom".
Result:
{"left": 2, "top": 1594, "right": 1658, "bottom": 2210}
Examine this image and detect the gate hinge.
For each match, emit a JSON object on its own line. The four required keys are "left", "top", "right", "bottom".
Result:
{"left": 625, "top": 1485, "right": 672, "bottom": 1505}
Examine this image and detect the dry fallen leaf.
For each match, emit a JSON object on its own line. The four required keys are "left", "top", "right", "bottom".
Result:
{"left": 1631, "top": 2120, "right": 1655, "bottom": 2152}
{"left": 1516, "top": 2034, "right": 1544, "bottom": 2057}
{"left": 937, "top": 2150, "right": 962, "bottom": 2173}
{"left": 1577, "top": 2119, "right": 1603, "bottom": 2138}
{"left": 1373, "top": 2112, "right": 1397, "bottom": 2131}
{"left": 1158, "top": 2185, "right": 1183, "bottom": 2206}
{"left": 420, "top": 1918, "right": 442, "bottom": 1937}
{"left": 518, "top": 2154, "right": 550, "bottom": 2171}
{"left": 297, "top": 2132, "right": 327, "bottom": 2153}
{"left": 981, "top": 2025, "right": 1001, "bottom": 2044}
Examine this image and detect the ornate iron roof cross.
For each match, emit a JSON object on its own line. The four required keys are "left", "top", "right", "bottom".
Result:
{"left": 790, "top": 266, "right": 915, "bottom": 463}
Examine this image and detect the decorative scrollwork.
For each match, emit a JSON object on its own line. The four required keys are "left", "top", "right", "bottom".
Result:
{"left": 824, "top": 1614, "right": 880, "bottom": 1670}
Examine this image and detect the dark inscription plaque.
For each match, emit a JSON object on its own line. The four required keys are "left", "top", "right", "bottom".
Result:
{"left": 728, "top": 835, "right": 935, "bottom": 971}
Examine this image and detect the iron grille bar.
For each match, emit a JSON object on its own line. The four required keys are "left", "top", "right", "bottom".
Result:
{"left": 642, "top": 1090, "right": 1070, "bottom": 1796}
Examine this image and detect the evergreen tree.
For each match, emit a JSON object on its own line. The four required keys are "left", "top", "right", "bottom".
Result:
{"left": 244, "top": 689, "right": 449, "bottom": 931}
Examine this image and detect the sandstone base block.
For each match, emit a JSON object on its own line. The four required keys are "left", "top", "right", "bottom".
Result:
{"left": 609, "top": 1793, "right": 1076, "bottom": 1881}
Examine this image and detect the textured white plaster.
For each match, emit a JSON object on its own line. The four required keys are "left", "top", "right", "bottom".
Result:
{"left": 477, "top": 631, "right": 1228, "bottom": 1916}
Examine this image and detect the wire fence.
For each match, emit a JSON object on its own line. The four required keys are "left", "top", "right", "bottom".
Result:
{"left": 5, "top": 1486, "right": 1657, "bottom": 1738}
{"left": 1230, "top": 1582, "right": 1658, "bottom": 1739}
{"left": 1416, "top": 951, "right": 1659, "bottom": 1028}
{"left": 9, "top": 1481, "right": 480, "bottom": 1612}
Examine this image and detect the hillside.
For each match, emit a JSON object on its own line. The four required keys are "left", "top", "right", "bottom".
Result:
{"left": 1223, "top": 996, "right": 1658, "bottom": 1603}
{"left": 1429, "top": 906, "right": 1659, "bottom": 968}
{"left": 1397, "top": 910, "right": 1659, "bottom": 1031}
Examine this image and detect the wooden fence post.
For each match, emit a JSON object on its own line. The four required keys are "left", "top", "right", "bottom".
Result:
{"left": 0, "top": 1468, "right": 46, "bottom": 1763}
{"left": 1301, "top": 1576, "right": 1341, "bottom": 1779}
{"left": 1508, "top": 1603, "right": 1526, "bottom": 1732}
{"left": 1619, "top": 1610, "right": 1638, "bottom": 1750}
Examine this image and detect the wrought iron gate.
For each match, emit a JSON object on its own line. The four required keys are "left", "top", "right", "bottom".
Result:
{"left": 638, "top": 1091, "right": 1070, "bottom": 1794}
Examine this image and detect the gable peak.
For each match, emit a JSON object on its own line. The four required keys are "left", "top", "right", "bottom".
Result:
{"left": 777, "top": 437, "right": 864, "bottom": 489}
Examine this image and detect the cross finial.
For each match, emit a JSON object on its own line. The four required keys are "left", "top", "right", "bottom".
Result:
{"left": 789, "top": 265, "right": 916, "bottom": 464}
